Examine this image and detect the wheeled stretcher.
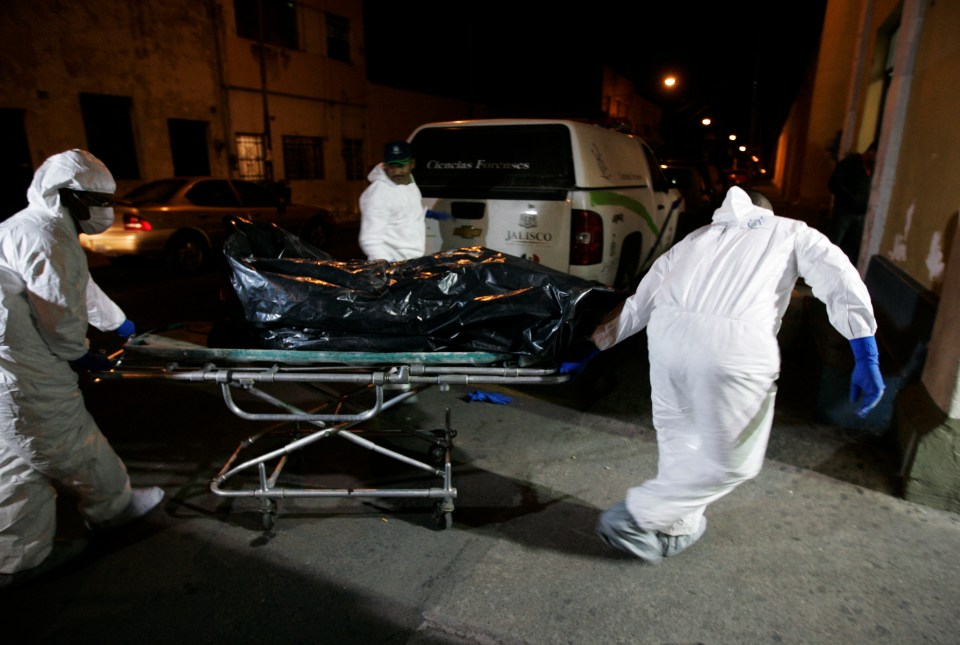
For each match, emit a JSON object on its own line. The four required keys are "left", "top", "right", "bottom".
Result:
{"left": 103, "top": 327, "right": 571, "bottom": 529}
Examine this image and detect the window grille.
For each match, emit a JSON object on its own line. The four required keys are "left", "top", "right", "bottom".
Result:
{"left": 283, "top": 135, "right": 325, "bottom": 179}
{"left": 236, "top": 133, "right": 266, "bottom": 180}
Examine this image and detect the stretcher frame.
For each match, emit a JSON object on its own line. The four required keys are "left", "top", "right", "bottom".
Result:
{"left": 104, "top": 331, "right": 569, "bottom": 529}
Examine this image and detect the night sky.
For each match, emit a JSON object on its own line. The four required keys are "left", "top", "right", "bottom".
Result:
{"left": 363, "top": 1, "right": 828, "bottom": 162}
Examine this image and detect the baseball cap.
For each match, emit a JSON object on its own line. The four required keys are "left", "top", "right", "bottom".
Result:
{"left": 383, "top": 141, "right": 413, "bottom": 165}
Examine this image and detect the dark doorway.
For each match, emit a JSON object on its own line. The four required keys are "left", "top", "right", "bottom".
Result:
{"left": 80, "top": 93, "right": 140, "bottom": 180}
{"left": 168, "top": 119, "right": 211, "bottom": 177}
{"left": 0, "top": 108, "right": 33, "bottom": 221}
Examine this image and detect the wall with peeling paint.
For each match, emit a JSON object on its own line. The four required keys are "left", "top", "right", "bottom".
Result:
{"left": 879, "top": 0, "right": 960, "bottom": 294}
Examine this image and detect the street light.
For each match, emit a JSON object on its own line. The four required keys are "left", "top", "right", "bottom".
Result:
{"left": 663, "top": 75, "right": 678, "bottom": 88}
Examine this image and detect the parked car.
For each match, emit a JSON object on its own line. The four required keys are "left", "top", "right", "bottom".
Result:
{"left": 80, "top": 177, "right": 336, "bottom": 272}
{"left": 661, "top": 161, "right": 723, "bottom": 239}
{"left": 725, "top": 167, "right": 752, "bottom": 186}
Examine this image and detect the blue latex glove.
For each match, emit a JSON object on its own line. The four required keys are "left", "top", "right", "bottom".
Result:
{"left": 115, "top": 319, "right": 136, "bottom": 339}
{"left": 70, "top": 351, "right": 115, "bottom": 373}
{"left": 425, "top": 209, "right": 452, "bottom": 221}
{"left": 466, "top": 390, "right": 513, "bottom": 404}
{"left": 559, "top": 345, "right": 600, "bottom": 377}
{"left": 849, "top": 336, "right": 885, "bottom": 417}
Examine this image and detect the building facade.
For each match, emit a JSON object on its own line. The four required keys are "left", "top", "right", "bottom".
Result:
{"left": 0, "top": 0, "right": 480, "bottom": 224}
{"left": 774, "top": 0, "right": 960, "bottom": 511}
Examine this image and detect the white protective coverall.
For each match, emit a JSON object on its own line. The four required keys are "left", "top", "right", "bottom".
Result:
{"left": 0, "top": 150, "right": 133, "bottom": 574}
{"left": 358, "top": 164, "right": 426, "bottom": 261}
{"left": 592, "top": 186, "right": 877, "bottom": 536}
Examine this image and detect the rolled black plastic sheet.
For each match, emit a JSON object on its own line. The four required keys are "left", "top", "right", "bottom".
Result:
{"left": 222, "top": 218, "right": 626, "bottom": 362}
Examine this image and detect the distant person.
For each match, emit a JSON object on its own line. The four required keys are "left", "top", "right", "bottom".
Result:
{"left": 828, "top": 141, "right": 877, "bottom": 264}
{"left": 0, "top": 150, "right": 164, "bottom": 589}
{"left": 358, "top": 140, "right": 449, "bottom": 262}
{"left": 565, "top": 186, "right": 884, "bottom": 563}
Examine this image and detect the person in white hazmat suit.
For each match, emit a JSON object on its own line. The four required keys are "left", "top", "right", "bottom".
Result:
{"left": 0, "top": 149, "right": 164, "bottom": 586}
{"left": 586, "top": 186, "right": 884, "bottom": 563}
{"left": 358, "top": 140, "right": 449, "bottom": 262}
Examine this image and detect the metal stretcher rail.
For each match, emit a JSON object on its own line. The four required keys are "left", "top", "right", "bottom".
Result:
{"left": 102, "top": 332, "right": 570, "bottom": 530}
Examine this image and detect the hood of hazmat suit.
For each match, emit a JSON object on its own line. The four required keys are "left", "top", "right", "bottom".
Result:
{"left": 28, "top": 149, "right": 117, "bottom": 235}
{"left": 0, "top": 150, "right": 131, "bottom": 574}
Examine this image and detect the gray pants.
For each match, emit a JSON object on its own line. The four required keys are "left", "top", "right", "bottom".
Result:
{"left": 0, "top": 381, "right": 131, "bottom": 574}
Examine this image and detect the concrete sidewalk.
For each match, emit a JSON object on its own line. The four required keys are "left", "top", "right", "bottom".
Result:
{"left": 4, "top": 335, "right": 959, "bottom": 645}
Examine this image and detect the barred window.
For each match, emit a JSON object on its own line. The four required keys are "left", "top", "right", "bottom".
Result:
{"left": 282, "top": 135, "right": 325, "bottom": 179}
{"left": 342, "top": 138, "right": 364, "bottom": 181}
{"left": 236, "top": 133, "right": 266, "bottom": 180}
{"left": 235, "top": 0, "right": 299, "bottom": 50}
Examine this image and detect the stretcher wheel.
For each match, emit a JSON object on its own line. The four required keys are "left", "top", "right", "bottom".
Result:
{"left": 428, "top": 443, "right": 447, "bottom": 465}
{"left": 261, "top": 498, "right": 277, "bottom": 531}
{"left": 433, "top": 501, "right": 453, "bottom": 530}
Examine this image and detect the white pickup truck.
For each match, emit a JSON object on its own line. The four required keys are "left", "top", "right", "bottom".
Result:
{"left": 409, "top": 119, "right": 685, "bottom": 288}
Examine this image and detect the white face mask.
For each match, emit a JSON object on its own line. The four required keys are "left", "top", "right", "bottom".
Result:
{"left": 57, "top": 188, "right": 116, "bottom": 235}
{"left": 77, "top": 206, "right": 116, "bottom": 235}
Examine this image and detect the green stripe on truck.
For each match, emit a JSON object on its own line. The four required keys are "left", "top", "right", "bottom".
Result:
{"left": 588, "top": 190, "right": 659, "bottom": 234}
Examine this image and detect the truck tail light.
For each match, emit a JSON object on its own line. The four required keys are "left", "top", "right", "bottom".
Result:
{"left": 123, "top": 213, "right": 153, "bottom": 232}
{"left": 570, "top": 209, "right": 603, "bottom": 265}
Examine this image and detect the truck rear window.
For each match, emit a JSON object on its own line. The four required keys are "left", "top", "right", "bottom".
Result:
{"left": 411, "top": 124, "right": 575, "bottom": 199}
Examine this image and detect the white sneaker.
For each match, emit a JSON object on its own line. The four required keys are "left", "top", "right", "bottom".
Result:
{"left": 658, "top": 517, "right": 707, "bottom": 557}
{"left": 93, "top": 487, "right": 165, "bottom": 531}
{"left": 597, "top": 502, "right": 707, "bottom": 561}
{"left": 596, "top": 501, "right": 664, "bottom": 563}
